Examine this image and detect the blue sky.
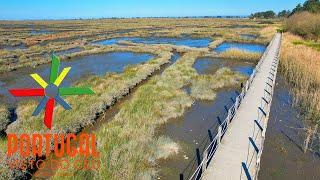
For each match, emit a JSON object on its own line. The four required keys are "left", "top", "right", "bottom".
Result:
{"left": 0, "top": 0, "right": 305, "bottom": 20}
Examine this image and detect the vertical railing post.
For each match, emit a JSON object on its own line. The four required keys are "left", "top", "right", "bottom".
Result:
{"left": 235, "top": 97, "right": 240, "bottom": 109}
{"left": 227, "top": 110, "right": 231, "bottom": 124}
{"left": 217, "top": 116, "right": 222, "bottom": 125}
{"left": 207, "top": 129, "right": 214, "bottom": 164}
{"left": 208, "top": 130, "right": 213, "bottom": 142}
{"left": 262, "top": 122, "right": 267, "bottom": 138}
{"left": 254, "top": 151, "right": 262, "bottom": 179}
{"left": 246, "top": 81, "right": 249, "bottom": 91}
{"left": 217, "top": 125, "right": 222, "bottom": 144}
{"left": 179, "top": 173, "right": 184, "bottom": 180}
{"left": 196, "top": 148, "right": 201, "bottom": 166}
{"left": 241, "top": 162, "right": 252, "bottom": 180}
{"left": 256, "top": 151, "right": 261, "bottom": 166}
{"left": 202, "top": 150, "right": 208, "bottom": 170}
{"left": 196, "top": 148, "right": 202, "bottom": 179}
{"left": 224, "top": 105, "right": 228, "bottom": 113}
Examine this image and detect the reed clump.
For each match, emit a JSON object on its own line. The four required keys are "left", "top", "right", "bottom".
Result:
{"left": 284, "top": 12, "right": 320, "bottom": 41}
{"left": 218, "top": 48, "right": 261, "bottom": 62}
{"left": 280, "top": 33, "right": 320, "bottom": 137}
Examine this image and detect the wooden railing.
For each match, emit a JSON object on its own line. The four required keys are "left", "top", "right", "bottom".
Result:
{"left": 241, "top": 33, "right": 282, "bottom": 180}
{"left": 180, "top": 34, "right": 279, "bottom": 180}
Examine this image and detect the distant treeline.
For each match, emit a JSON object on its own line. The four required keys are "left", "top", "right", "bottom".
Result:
{"left": 250, "top": 11, "right": 276, "bottom": 19}
{"left": 250, "top": 0, "right": 320, "bottom": 19}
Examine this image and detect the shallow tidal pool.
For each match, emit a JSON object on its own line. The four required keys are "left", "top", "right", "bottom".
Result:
{"left": 94, "top": 36, "right": 212, "bottom": 48}
{"left": 0, "top": 52, "right": 154, "bottom": 105}
{"left": 215, "top": 42, "right": 266, "bottom": 53}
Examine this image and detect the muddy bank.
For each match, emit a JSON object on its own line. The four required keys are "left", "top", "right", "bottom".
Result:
{"left": 54, "top": 47, "right": 83, "bottom": 56}
{"left": 240, "top": 34, "right": 258, "bottom": 40}
{"left": 259, "top": 75, "right": 320, "bottom": 180}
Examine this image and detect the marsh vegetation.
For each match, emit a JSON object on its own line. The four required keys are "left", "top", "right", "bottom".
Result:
{"left": 280, "top": 33, "right": 320, "bottom": 153}
{"left": 0, "top": 105, "right": 9, "bottom": 133}
{"left": 0, "top": 18, "right": 277, "bottom": 179}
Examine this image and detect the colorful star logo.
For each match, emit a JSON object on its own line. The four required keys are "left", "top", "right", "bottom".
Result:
{"left": 8, "top": 55, "right": 94, "bottom": 129}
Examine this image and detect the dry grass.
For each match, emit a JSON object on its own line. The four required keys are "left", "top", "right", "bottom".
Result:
{"left": 0, "top": 18, "right": 277, "bottom": 73}
{"left": 218, "top": 48, "right": 261, "bottom": 62}
{"left": 219, "top": 25, "right": 278, "bottom": 45}
{"left": 0, "top": 107, "right": 10, "bottom": 178}
{"left": 285, "top": 12, "right": 320, "bottom": 41}
{"left": 259, "top": 26, "right": 279, "bottom": 43}
{"left": 0, "top": 138, "right": 11, "bottom": 179}
{"left": 280, "top": 33, "right": 320, "bottom": 127}
{"left": 0, "top": 105, "right": 9, "bottom": 133}
{"left": 209, "top": 38, "right": 224, "bottom": 49}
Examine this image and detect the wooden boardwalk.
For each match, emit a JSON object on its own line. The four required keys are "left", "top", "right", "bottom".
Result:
{"left": 201, "top": 33, "right": 282, "bottom": 180}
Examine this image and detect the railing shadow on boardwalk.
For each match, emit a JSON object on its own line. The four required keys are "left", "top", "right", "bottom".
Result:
{"left": 179, "top": 34, "right": 281, "bottom": 180}
{"left": 240, "top": 34, "right": 281, "bottom": 180}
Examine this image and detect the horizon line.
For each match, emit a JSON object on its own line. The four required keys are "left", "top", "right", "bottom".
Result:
{"left": 0, "top": 15, "right": 251, "bottom": 21}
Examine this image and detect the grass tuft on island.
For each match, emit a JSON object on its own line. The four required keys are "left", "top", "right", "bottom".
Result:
{"left": 217, "top": 48, "right": 261, "bottom": 62}
{"left": 190, "top": 68, "right": 246, "bottom": 100}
